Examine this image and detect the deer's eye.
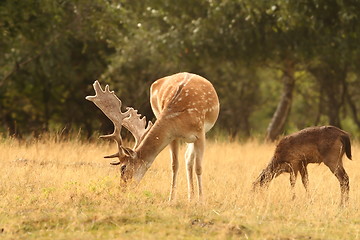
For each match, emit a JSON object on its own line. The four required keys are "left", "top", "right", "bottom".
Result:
{"left": 120, "top": 165, "right": 127, "bottom": 174}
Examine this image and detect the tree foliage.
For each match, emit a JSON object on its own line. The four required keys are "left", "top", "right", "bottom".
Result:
{"left": 1, "top": 0, "right": 360, "bottom": 139}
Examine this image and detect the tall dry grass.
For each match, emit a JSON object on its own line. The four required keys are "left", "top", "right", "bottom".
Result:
{"left": 1, "top": 136, "right": 360, "bottom": 239}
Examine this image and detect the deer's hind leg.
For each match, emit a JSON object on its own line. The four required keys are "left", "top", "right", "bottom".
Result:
{"left": 185, "top": 142, "right": 196, "bottom": 200}
{"left": 324, "top": 152, "right": 349, "bottom": 205}
{"left": 185, "top": 132, "right": 206, "bottom": 201}
{"left": 194, "top": 132, "right": 206, "bottom": 201}
{"left": 337, "top": 166, "right": 349, "bottom": 205}
{"left": 328, "top": 163, "right": 349, "bottom": 205}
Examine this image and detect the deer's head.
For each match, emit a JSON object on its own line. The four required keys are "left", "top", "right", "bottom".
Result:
{"left": 86, "top": 81, "right": 152, "bottom": 184}
{"left": 107, "top": 146, "right": 150, "bottom": 184}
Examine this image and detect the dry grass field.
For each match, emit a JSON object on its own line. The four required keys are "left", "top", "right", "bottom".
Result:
{"left": 1, "top": 136, "right": 360, "bottom": 239}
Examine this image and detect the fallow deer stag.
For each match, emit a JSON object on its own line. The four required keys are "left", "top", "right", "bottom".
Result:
{"left": 253, "top": 126, "right": 352, "bottom": 205}
{"left": 86, "top": 72, "right": 220, "bottom": 200}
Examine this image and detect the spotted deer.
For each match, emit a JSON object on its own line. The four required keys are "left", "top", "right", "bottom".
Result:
{"left": 86, "top": 72, "right": 220, "bottom": 200}
{"left": 253, "top": 126, "right": 352, "bottom": 205}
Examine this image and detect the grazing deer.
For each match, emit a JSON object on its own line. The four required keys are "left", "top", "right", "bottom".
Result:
{"left": 253, "top": 126, "right": 352, "bottom": 205}
{"left": 86, "top": 72, "right": 220, "bottom": 200}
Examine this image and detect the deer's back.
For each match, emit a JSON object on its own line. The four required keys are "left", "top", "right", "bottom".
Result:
{"left": 149, "top": 72, "right": 219, "bottom": 140}
{"left": 274, "top": 126, "right": 349, "bottom": 164}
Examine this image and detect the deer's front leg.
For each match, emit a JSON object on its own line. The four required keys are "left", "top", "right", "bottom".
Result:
{"left": 185, "top": 143, "right": 195, "bottom": 200}
{"left": 289, "top": 170, "right": 298, "bottom": 200}
{"left": 287, "top": 163, "right": 298, "bottom": 200}
{"left": 299, "top": 162, "right": 309, "bottom": 192}
{"left": 169, "top": 140, "right": 179, "bottom": 201}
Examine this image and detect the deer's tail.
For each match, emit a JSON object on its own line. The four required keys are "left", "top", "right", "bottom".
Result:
{"left": 340, "top": 134, "right": 352, "bottom": 160}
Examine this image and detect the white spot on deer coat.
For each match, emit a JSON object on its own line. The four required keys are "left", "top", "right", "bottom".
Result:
{"left": 187, "top": 108, "right": 198, "bottom": 113}
{"left": 165, "top": 112, "right": 181, "bottom": 119}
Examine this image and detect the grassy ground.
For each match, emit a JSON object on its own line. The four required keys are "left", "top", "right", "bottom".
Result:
{"left": 1, "top": 136, "right": 360, "bottom": 239}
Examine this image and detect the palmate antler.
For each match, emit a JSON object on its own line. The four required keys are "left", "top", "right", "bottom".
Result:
{"left": 123, "top": 108, "right": 153, "bottom": 148}
{"left": 86, "top": 80, "right": 153, "bottom": 159}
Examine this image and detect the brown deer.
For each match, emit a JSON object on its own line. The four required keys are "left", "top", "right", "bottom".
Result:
{"left": 253, "top": 126, "right": 352, "bottom": 205}
{"left": 86, "top": 72, "right": 220, "bottom": 200}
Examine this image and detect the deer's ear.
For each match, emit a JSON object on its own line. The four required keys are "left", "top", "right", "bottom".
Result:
{"left": 120, "top": 146, "right": 137, "bottom": 159}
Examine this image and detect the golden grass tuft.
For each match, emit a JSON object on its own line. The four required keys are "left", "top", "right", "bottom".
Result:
{"left": 1, "top": 137, "right": 360, "bottom": 239}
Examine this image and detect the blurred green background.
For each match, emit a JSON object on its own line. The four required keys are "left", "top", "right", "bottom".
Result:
{"left": 1, "top": 0, "right": 360, "bottom": 140}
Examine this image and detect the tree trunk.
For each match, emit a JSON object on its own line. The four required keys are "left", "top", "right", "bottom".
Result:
{"left": 266, "top": 60, "right": 295, "bottom": 141}
{"left": 308, "top": 63, "right": 346, "bottom": 128}
{"left": 346, "top": 91, "right": 360, "bottom": 128}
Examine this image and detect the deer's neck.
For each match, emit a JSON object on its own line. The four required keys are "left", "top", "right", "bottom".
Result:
{"left": 135, "top": 119, "right": 174, "bottom": 168}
